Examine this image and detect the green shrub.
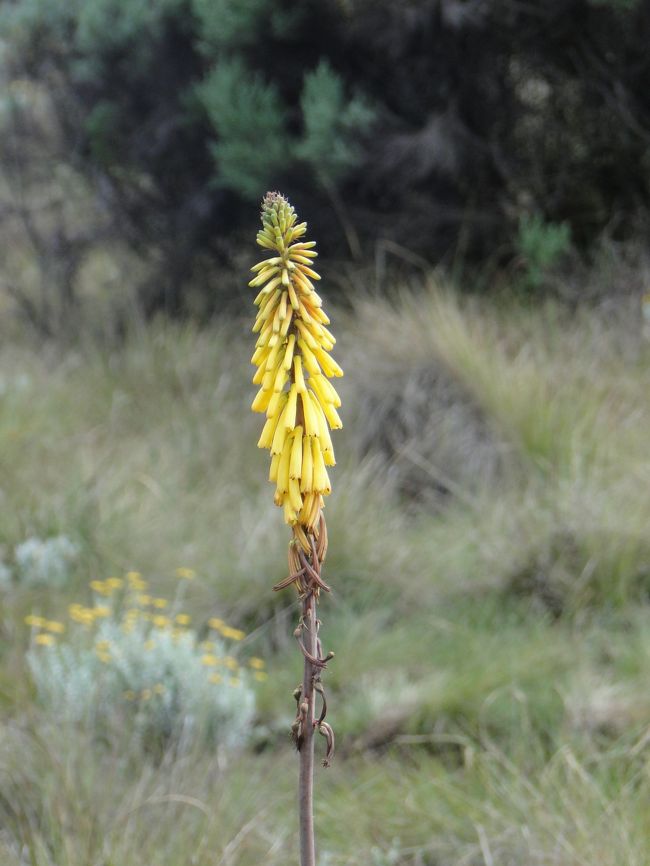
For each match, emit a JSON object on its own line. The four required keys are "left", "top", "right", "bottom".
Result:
{"left": 27, "top": 613, "right": 255, "bottom": 753}
{"left": 197, "top": 58, "right": 291, "bottom": 200}
{"left": 516, "top": 214, "right": 571, "bottom": 289}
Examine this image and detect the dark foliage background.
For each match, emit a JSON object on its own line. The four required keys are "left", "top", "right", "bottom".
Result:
{"left": 1, "top": 0, "right": 649, "bottom": 318}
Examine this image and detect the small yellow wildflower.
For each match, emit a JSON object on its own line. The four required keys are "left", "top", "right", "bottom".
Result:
{"left": 254, "top": 671, "right": 269, "bottom": 682}
{"left": 141, "top": 689, "right": 152, "bottom": 701}
{"left": 175, "top": 567, "right": 196, "bottom": 580}
{"left": 123, "top": 690, "right": 136, "bottom": 701}
{"left": 209, "top": 673, "right": 223, "bottom": 685}
{"left": 127, "top": 571, "right": 147, "bottom": 591}
{"left": 208, "top": 617, "right": 224, "bottom": 630}
{"left": 152, "top": 615, "right": 170, "bottom": 629}
{"left": 221, "top": 626, "right": 246, "bottom": 641}
{"left": 35, "top": 634, "right": 55, "bottom": 646}
{"left": 224, "top": 656, "right": 238, "bottom": 671}
{"left": 137, "top": 594, "right": 152, "bottom": 606}
{"left": 24, "top": 615, "right": 47, "bottom": 628}
{"left": 174, "top": 613, "right": 191, "bottom": 626}
{"left": 152, "top": 597, "right": 168, "bottom": 609}
{"left": 106, "top": 577, "right": 124, "bottom": 589}
{"left": 89, "top": 579, "right": 112, "bottom": 596}
{"left": 44, "top": 621, "right": 65, "bottom": 634}
{"left": 68, "top": 604, "right": 95, "bottom": 625}
{"left": 201, "top": 654, "right": 220, "bottom": 667}
{"left": 249, "top": 657, "right": 265, "bottom": 670}
{"left": 153, "top": 683, "right": 165, "bottom": 695}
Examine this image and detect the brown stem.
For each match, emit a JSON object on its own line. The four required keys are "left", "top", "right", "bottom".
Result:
{"left": 299, "top": 591, "right": 317, "bottom": 866}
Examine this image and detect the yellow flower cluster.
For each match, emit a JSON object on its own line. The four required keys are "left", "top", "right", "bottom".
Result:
{"left": 25, "top": 569, "right": 266, "bottom": 682}
{"left": 89, "top": 577, "right": 124, "bottom": 596}
{"left": 24, "top": 615, "right": 65, "bottom": 633}
{"left": 69, "top": 603, "right": 110, "bottom": 625}
{"left": 208, "top": 616, "right": 245, "bottom": 641}
{"left": 250, "top": 192, "right": 343, "bottom": 531}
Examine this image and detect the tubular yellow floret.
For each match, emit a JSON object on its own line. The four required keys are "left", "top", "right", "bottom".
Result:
{"left": 290, "top": 426, "right": 303, "bottom": 479}
{"left": 250, "top": 191, "right": 343, "bottom": 531}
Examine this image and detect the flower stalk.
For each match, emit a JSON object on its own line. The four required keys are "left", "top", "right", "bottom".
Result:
{"left": 250, "top": 192, "right": 342, "bottom": 866}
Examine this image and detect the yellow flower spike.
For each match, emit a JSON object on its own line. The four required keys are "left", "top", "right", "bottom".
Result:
{"left": 24, "top": 614, "right": 47, "bottom": 628}
{"left": 249, "top": 657, "right": 265, "bottom": 670}
{"left": 208, "top": 617, "right": 224, "bottom": 630}
{"left": 174, "top": 613, "right": 191, "bottom": 626}
{"left": 35, "top": 633, "right": 56, "bottom": 646}
{"left": 152, "top": 598, "right": 168, "bottom": 609}
{"left": 250, "top": 191, "right": 342, "bottom": 536}
{"left": 201, "top": 654, "right": 219, "bottom": 667}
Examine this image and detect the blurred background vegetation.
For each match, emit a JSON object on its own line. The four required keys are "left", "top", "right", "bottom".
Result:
{"left": 0, "top": 0, "right": 649, "bottom": 327}
{"left": 1, "top": 1, "right": 650, "bottom": 864}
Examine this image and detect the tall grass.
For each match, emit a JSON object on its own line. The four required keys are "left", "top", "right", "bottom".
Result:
{"left": 1, "top": 285, "right": 650, "bottom": 863}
